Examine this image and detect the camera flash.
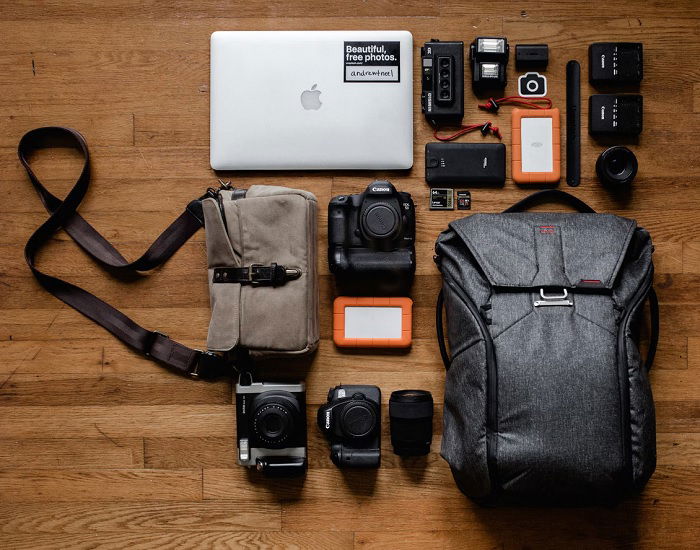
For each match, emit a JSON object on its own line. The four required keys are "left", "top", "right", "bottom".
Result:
{"left": 480, "top": 63, "right": 500, "bottom": 79}
{"left": 478, "top": 38, "right": 506, "bottom": 54}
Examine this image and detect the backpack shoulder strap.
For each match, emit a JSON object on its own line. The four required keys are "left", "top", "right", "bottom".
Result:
{"left": 18, "top": 127, "right": 229, "bottom": 379}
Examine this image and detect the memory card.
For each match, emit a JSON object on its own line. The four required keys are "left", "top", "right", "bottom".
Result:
{"left": 430, "top": 188, "right": 454, "bottom": 210}
{"left": 457, "top": 190, "right": 471, "bottom": 210}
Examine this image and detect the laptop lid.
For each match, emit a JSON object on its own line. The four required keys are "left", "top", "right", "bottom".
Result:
{"left": 210, "top": 31, "right": 413, "bottom": 170}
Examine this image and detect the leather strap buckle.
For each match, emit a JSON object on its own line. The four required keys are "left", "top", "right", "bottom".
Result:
{"left": 213, "top": 264, "right": 301, "bottom": 287}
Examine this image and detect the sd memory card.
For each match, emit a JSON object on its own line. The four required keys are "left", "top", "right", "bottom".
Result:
{"left": 430, "top": 188, "right": 454, "bottom": 210}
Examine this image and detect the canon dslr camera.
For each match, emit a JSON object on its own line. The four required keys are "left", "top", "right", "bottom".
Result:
{"left": 317, "top": 385, "right": 381, "bottom": 468}
{"left": 235, "top": 378, "right": 307, "bottom": 477}
{"left": 328, "top": 181, "right": 415, "bottom": 296}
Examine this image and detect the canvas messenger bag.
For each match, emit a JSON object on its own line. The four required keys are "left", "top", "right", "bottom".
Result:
{"left": 435, "top": 190, "right": 659, "bottom": 505}
{"left": 18, "top": 127, "right": 319, "bottom": 378}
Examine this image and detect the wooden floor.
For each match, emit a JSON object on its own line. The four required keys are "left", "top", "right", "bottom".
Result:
{"left": 1, "top": 1, "right": 699, "bottom": 548}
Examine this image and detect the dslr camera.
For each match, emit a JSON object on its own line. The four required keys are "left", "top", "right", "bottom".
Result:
{"left": 317, "top": 385, "right": 381, "bottom": 468}
{"left": 328, "top": 181, "right": 415, "bottom": 296}
{"left": 235, "top": 378, "right": 307, "bottom": 477}
{"left": 420, "top": 39, "right": 464, "bottom": 126}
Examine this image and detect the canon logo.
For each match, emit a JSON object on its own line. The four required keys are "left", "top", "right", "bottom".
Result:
{"left": 325, "top": 410, "right": 331, "bottom": 429}
{"left": 371, "top": 186, "right": 390, "bottom": 193}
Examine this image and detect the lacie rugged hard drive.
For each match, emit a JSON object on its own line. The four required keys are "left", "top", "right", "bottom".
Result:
{"left": 425, "top": 142, "right": 506, "bottom": 186}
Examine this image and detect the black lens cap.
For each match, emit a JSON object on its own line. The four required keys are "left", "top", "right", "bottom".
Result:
{"left": 596, "top": 146, "right": 638, "bottom": 186}
{"left": 341, "top": 402, "right": 376, "bottom": 439}
{"left": 362, "top": 203, "right": 399, "bottom": 239}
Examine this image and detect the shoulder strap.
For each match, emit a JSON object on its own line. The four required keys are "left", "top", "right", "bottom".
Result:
{"left": 644, "top": 287, "right": 660, "bottom": 371}
{"left": 18, "top": 127, "right": 229, "bottom": 379}
{"left": 436, "top": 290, "right": 450, "bottom": 369}
{"left": 503, "top": 189, "right": 596, "bottom": 213}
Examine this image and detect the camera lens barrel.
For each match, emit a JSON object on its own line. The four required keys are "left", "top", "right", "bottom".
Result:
{"left": 389, "top": 390, "right": 434, "bottom": 456}
{"left": 596, "top": 146, "right": 638, "bottom": 187}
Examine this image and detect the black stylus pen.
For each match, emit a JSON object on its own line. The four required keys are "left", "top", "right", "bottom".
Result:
{"left": 566, "top": 60, "right": 581, "bottom": 187}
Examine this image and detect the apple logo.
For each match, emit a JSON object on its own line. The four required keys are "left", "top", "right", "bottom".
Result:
{"left": 300, "top": 84, "right": 322, "bottom": 110}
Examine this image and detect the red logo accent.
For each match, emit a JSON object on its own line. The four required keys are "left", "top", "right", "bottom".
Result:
{"left": 539, "top": 225, "right": 555, "bottom": 234}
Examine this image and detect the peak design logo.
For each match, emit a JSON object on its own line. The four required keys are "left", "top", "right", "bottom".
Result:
{"left": 300, "top": 84, "right": 322, "bottom": 110}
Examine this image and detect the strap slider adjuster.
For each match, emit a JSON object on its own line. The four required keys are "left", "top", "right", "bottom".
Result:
{"left": 144, "top": 330, "right": 168, "bottom": 357}
{"left": 190, "top": 349, "right": 226, "bottom": 380}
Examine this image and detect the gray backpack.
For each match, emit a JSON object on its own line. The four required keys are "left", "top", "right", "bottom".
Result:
{"left": 435, "top": 191, "right": 659, "bottom": 505}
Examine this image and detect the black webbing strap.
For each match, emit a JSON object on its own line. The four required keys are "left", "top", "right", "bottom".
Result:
{"left": 503, "top": 189, "right": 596, "bottom": 214}
{"left": 645, "top": 287, "right": 660, "bottom": 371}
{"left": 436, "top": 290, "right": 450, "bottom": 370}
{"left": 18, "top": 126, "right": 229, "bottom": 379}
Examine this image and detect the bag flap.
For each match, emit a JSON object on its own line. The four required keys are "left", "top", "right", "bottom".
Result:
{"left": 448, "top": 212, "right": 637, "bottom": 289}
{"left": 204, "top": 185, "right": 318, "bottom": 354}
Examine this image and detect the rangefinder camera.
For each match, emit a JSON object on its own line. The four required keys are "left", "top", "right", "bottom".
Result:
{"left": 420, "top": 39, "right": 464, "bottom": 126}
{"left": 235, "top": 379, "right": 307, "bottom": 477}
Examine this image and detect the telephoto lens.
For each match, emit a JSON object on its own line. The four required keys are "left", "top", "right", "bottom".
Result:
{"left": 596, "top": 146, "right": 638, "bottom": 187}
{"left": 389, "top": 390, "right": 434, "bottom": 456}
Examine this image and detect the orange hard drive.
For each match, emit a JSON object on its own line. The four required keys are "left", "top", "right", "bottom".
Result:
{"left": 511, "top": 107, "right": 561, "bottom": 185}
{"left": 333, "top": 296, "right": 412, "bottom": 348}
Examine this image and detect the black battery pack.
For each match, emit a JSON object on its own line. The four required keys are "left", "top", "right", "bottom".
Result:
{"left": 589, "top": 42, "right": 643, "bottom": 86}
{"left": 425, "top": 142, "right": 506, "bottom": 186}
{"left": 589, "top": 94, "right": 643, "bottom": 136}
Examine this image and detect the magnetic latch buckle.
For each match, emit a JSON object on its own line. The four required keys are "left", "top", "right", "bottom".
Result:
{"left": 534, "top": 288, "right": 573, "bottom": 307}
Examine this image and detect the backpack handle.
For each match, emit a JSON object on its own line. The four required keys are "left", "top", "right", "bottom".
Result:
{"left": 503, "top": 190, "right": 596, "bottom": 214}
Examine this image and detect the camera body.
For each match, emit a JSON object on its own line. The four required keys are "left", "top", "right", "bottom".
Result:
{"left": 420, "top": 39, "right": 464, "bottom": 126}
{"left": 317, "top": 385, "right": 381, "bottom": 468}
{"left": 235, "top": 380, "right": 307, "bottom": 476}
{"left": 328, "top": 181, "right": 415, "bottom": 296}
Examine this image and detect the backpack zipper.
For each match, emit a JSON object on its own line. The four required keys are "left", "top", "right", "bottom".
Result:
{"left": 444, "top": 276, "right": 499, "bottom": 495}
{"left": 616, "top": 267, "right": 653, "bottom": 491}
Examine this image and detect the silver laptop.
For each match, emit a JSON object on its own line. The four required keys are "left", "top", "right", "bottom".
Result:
{"left": 210, "top": 31, "right": 413, "bottom": 170}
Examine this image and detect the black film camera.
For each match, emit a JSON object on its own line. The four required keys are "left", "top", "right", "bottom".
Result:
{"left": 235, "top": 378, "right": 307, "bottom": 477}
{"left": 421, "top": 39, "right": 464, "bottom": 126}
{"left": 317, "top": 385, "right": 381, "bottom": 468}
{"left": 328, "top": 181, "right": 415, "bottom": 296}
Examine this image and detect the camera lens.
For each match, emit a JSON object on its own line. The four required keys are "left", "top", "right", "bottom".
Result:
{"left": 440, "top": 69, "right": 449, "bottom": 78}
{"left": 596, "top": 146, "right": 638, "bottom": 187}
{"left": 440, "top": 58, "right": 450, "bottom": 68}
{"left": 251, "top": 391, "right": 302, "bottom": 448}
{"left": 440, "top": 90, "right": 449, "bottom": 99}
{"left": 440, "top": 79, "right": 449, "bottom": 90}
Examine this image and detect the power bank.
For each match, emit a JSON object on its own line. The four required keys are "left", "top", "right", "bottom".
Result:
{"left": 511, "top": 108, "right": 560, "bottom": 185}
{"left": 425, "top": 142, "right": 506, "bottom": 186}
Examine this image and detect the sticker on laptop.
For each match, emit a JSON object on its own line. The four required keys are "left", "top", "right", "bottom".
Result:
{"left": 344, "top": 41, "right": 400, "bottom": 83}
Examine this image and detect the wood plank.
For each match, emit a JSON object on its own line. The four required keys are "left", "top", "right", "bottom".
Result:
{"left": 0, "top": 405, "right": 234, "bottom": 438}
{"left": 1, "top": 531, "right": 352, "bottom": 550}
{"left": 0, "top": 468, "right": 202, "bottom": 502}
{"left": 0, "top": 501, "right": 281, "bottom": 533}
{"left": 0, "top": 438, "right": 144, "bottom": 469}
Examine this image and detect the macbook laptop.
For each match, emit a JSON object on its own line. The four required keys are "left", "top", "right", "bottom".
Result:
{"left": 210, "top": 31, "right": 413, "bottom": 170}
